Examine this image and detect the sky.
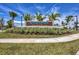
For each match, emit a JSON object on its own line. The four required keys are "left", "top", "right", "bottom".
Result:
{"left": 0, "top": 3, "right": 79, "bottom": 27}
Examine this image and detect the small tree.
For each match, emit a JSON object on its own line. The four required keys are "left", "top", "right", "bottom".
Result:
{"left": 65, "top": 15, "right": 73, "bottom": 30}
{"left": 65, "top": 15, "right": 73, "bottom": 25}
{"left": 7, "top": 20, "right": 13, "bottom": 28}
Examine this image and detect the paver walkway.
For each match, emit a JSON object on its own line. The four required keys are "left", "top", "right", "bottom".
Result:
{"left": 0, "top": 33, "right": 79, "bottom": 43}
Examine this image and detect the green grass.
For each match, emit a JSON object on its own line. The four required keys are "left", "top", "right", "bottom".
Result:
{"left": 0, "top": 39, "right": 79, "bottom": 55}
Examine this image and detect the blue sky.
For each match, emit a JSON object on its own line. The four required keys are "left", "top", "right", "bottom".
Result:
{"left": 0, "top": 3, "right": 79, "bottom": 26}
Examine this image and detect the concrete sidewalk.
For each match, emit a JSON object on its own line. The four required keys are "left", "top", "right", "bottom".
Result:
{"left": 76, "top": 51, "right": 79, "bottom": 55}
{"left": 0, "top": 33, "right": 79, "bottom": 43}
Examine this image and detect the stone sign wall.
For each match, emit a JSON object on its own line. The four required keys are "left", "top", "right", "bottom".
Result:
{"left": 26, "top": 21, "right": 52, "bottom": 26}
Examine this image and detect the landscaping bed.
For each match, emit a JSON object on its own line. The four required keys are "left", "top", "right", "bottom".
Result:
{"left": 5, "top": 27, "right": 79, "bottom": 35}
{"left": 0, "top": 27, "right": 78, "bottom": 38}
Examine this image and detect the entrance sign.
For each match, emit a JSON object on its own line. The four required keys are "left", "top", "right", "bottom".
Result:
{"left": 26, "top": 21, "right": 52, "bottom": 26}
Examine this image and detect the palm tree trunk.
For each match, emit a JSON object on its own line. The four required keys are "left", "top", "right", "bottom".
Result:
{"left": 75, "top": 16, "right": 78, "bottom": 31}
{"left": 21, "top": 16, "right": 22, "bottom": 28}
{"left": 12, "top": 17, "right": 14, "bottom": 28}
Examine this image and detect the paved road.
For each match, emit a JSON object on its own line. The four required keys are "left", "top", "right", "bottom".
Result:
{"left": 0, "top": 33, "right": 79, "bottom": 43}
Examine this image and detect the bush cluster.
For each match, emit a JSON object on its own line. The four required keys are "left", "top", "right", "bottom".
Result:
{"left": 5, "top": 27, "right": 77, "bottom": 35}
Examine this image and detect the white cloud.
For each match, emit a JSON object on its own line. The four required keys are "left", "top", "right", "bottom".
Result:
{"left": 14, "top": 20, "right": 25, "bottom": 23}
{"left": 35, "top": 6, "right": 46, "bottom": 10}
{"left": 34, "top": 4, "right": 46, "bottom": 13}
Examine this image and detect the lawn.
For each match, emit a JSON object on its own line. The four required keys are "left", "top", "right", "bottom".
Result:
{"left": 0, "top": 39, "right": 79, "bottom": 55}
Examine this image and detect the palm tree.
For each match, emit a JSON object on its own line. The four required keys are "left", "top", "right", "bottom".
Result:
{"left": 24, "top": 14, "right": 32, "bottom": 26}
{"left": 24, "top": 14, "right": 31, "bottom": 21}
{"left": 35, "top": 12, "right": 45, "bottom": 21}
{"left": 48, "top": 13, "right": 60, "bottom": 25}
{"left": 0, "top": 18, "right": 4, "bottom": 30}
{"left": 49, "top": 13, "right": 61, "bottom": 34}
{"left": 9, "top": 11, "right": 18, "bottom": 27}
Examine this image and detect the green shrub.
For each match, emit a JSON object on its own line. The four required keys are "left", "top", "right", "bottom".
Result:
{"left": 5, "top": 27, "right": 78, "bottom": 35}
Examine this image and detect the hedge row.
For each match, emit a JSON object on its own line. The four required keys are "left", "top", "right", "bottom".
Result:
{"left": 5, "top": 27, "right": 77, "bottom": 35}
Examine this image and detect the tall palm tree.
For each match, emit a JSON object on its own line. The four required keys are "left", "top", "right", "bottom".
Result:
{"left": 48, "top": 13, "right": 60, "bottom": 25}
{"left": 35, "top": 12, "right": 45, "bottom": 21}
{"left": 9, "top": 11, "right": 18, "bottom": 27}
